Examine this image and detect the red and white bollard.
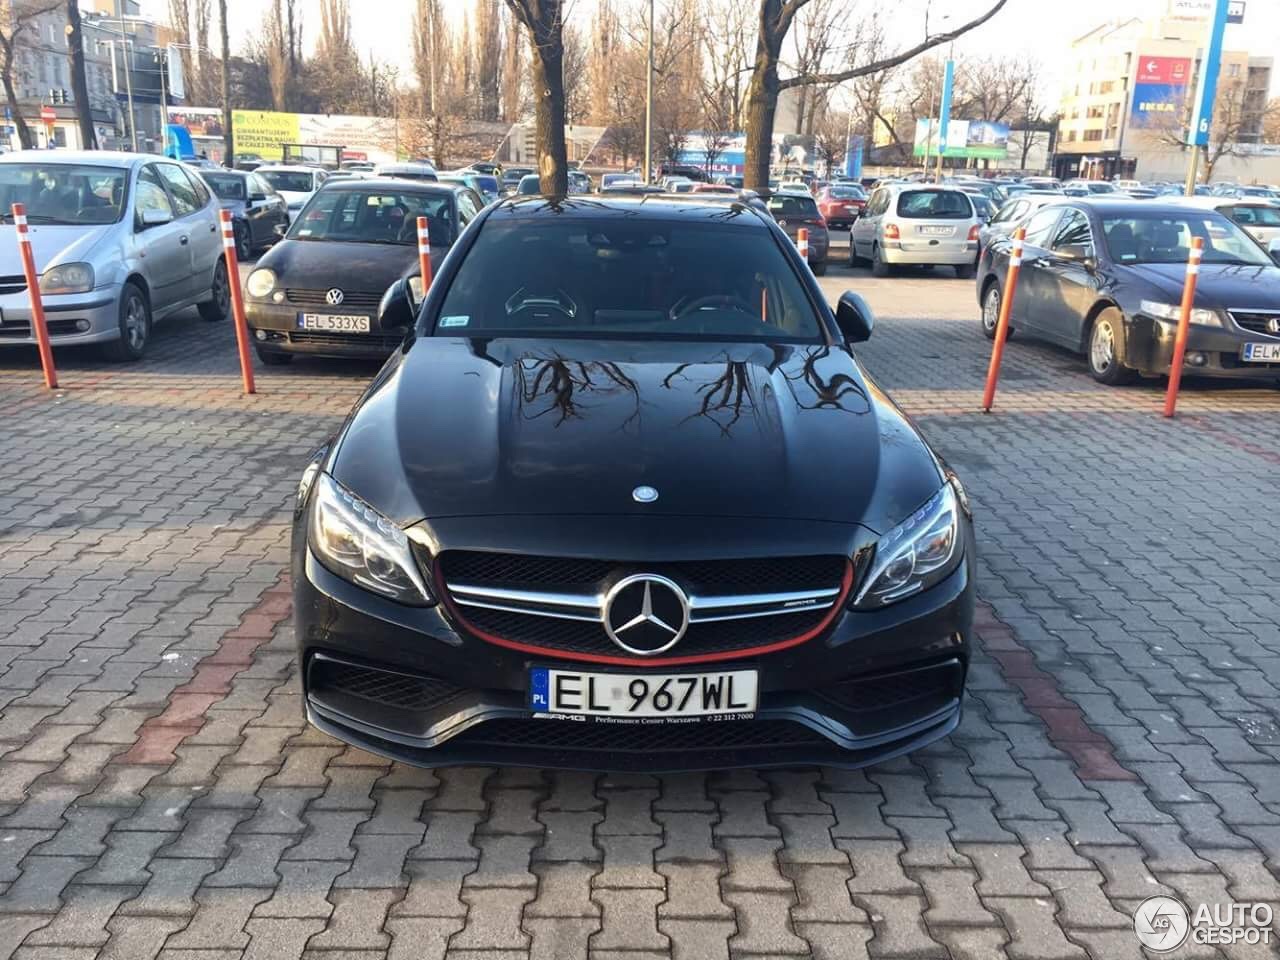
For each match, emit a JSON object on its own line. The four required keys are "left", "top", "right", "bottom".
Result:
{"left": 416, "top": 216, "right": 432, "bottom": 290}
{"left": 981, "top": 226, "right": 1026, "bottom": 412}
{"left": 219, "top": 209, "right": 256, "bottom": 395}
{"left": 797, "top": 227, "right": 810, "bottom": 262}
{"left": 11, "top": 202, "right": 57, "bottom": 388}
{"left": 1163, "top": 236, "right": 1205, "bottom": 419}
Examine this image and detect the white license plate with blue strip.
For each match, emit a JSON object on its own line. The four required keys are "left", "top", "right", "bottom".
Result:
{"left": 530, "top": 667, "right": 757, "bottom": 719}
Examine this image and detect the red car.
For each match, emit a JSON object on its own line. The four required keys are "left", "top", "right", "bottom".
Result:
{"left": 816, "top": 184, "right": 868, "bottom": 230}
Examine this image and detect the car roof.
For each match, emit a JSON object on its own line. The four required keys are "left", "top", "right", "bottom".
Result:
{"left": 319, "top": 176, "right": 457, "bottom": 194}
{"left": 255, "top": 164, "right": 322, "bottom": 173}
{"left": 1042, "top": 197, "right": 1234, "bottom": 217}
{"left": 495, "top": 194, "right": 772, "bottom": 225}
{"left": 0, "top": 149, "right": 160, "bottom": 167}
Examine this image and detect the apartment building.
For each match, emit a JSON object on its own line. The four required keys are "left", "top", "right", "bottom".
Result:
{"left": 1054, "top": 4, "right": 1273, "bottom": 181}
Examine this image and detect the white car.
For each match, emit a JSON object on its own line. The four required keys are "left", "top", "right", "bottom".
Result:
{"left": 778, "top": 180, "right": 811, "bottom": 194}
{"left": 850, "top": 183, "right": 981, "bottom": 278}
{"left": 254, "top": 164, "right": 328, "bottom": 221}
{"left": 372, "top": 161, "right": 439, "bottom": 182}
{"left": 1169, "top": 195, "right": 1280, "bottom": 249}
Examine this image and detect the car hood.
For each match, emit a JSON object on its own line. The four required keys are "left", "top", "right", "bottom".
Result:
{"left": 330, "top": 338, "right": 945, "bottom": 532}
{"left": 0, "top": 224, "right": 113, "bottom": 274}
{"left": 257, "top": 238, "right": 421, "bottom": 292}
{"left": 1125, "top": 261, "right": 1280, "bottom": 309}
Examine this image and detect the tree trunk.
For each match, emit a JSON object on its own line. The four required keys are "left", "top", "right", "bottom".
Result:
{"left": 743, "top": 54, "right": 779, "bottom": 190}
{"left": 1, "top": 43, "right": 34, "bottom": 150}
{"left": 219, "top": 0, "right": 233, "bottom": 163}
{"left": 66, "top": 0, "right": 96, "bottom": 149}
{"left": 529, "top": 28, "right": 567, "bottom": 194}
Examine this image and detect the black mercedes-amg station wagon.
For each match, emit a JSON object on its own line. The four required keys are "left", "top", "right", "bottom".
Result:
{"left": 291, "top": 195, "right": 975, "bottom": 772}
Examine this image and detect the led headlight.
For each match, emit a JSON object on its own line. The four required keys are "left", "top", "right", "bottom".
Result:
{"left": 308, "top": 473, "right": 433, "bottom": 605}
{"left": 40, "top": 262, "right": 94, "bottom": 295}
{"left": 1139, "top": 299, "right": 1222, "bottom": 327}
{"left": 246, "top": 268, "right": 276, "bottom": 298}
{"left": 853, "top": 482, "right": 962, "bottom": 609}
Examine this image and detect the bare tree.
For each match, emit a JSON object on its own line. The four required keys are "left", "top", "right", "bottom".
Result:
{"left": 262, "top": 0, "right": 288, "bottom": 111}
{"left": 501, "top": 4, "right": 523, "bottom": 122}
{"left": 742, "top": 0, "right": 1008, "bottom": 189}
{"left": 0, "top": 0, "right": 60, "bottom": 149}
{"left": 586, "top": 0, "right": 619, "bottom": 125}
{"left": 66, "top": 0, "right": 95, "bottom": 149}
{"left": 700, "top": 0, "right": 753, "bottom": 135}
{"left": 562, "top": 22, "right": 587, "bottom": 124}
{"left": 1265, "top": 97, "right": 1280, "bottom": 144}
{"left": 473, "top": 0, "right": 502, "bottom": 121}
{"left": 1144, "top": 81, "right": 1280, "bottom": 182}
{"left": 192, "top": 0, "right": 214, "bottom": 105}
{"left": 503, "top": 0, "right": 568, "bottom": 194}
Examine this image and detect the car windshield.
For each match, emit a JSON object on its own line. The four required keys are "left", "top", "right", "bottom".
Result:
{"left": 203, "top": 172, "right": 246, "bottom": 200}
{"left": 431, "top": 218, "right": 823, "bottom": 343}
{"left": 828, "top": 186, "right": 865, "bottom": 199}
{"left": 0, "top": 163, "right": 127, "bottom": 225}
{"left": 289, "top": 188, "right": 455, "bottom": 245}
{"left": 896, "top": 190, "right": 972, "bottom": 219}
{"left": 1086, "top": 182, "right": 1116, "bottom": 194}
{"left": 765, "top": 195, "right": 818, "bottom": 218}
{"left": 259, "top": 170, "right": 314, "bottom": 192}
{"left": 1102, "top": 213, "right": 1272, "bottom": 266}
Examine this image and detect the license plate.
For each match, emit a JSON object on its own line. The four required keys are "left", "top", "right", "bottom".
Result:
{"left": 529, "top": 667, "right": 758, "bottom": 719}
{"left": 297, "top": 313, "right": 370, "bottom": 333}
{"left": 919, "top": 225, "right": 954, "bottom": 236}
{"left": 1242, "top": 342, "right": 1280, "bottom": 362}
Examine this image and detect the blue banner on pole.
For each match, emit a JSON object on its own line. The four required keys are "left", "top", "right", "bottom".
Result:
{"left": 1190, "top": 0, "right": 1230, "bottom": 147}
{"left": 844, "top": 135, "right": 864, "bottom": 180}
{"left": 937, "top": 60, "right": 955, "bottom": 155}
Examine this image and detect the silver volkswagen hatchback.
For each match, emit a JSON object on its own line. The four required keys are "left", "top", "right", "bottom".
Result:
{"left": 0, "top": 151, "right": 229, "bottom": 361}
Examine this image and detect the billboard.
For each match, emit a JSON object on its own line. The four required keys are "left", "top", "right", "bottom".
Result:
{"left": 675, "top": 132, "right": 817, "bottom": 175}
{"left": 912, "top": 118, "right": 1009, "bottom": 159}
{"left": 1130, "top": 56, "right": 1191, "bottom": 128}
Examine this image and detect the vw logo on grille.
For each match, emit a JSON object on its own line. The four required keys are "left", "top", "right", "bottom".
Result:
{"left": 325, "top": 288, "right": 345, "bottom": 305}
{"left": 602, "top": 574, "right": 690, "bottom": 656}
{"left": 1268, "top": 317, "right": 1280, "bottom": 335}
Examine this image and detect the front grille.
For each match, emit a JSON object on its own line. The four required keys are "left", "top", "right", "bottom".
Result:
{"left": 452, "top": 718, "right": 828, "bottom": 752}
{"left": 1230, "top": 311, "right": 1280, "bottom": 336}
{"left": 288, "top": 331, "right": 403, "bottom": 351}
{"left": 437, "top": 551, "right": 848, "bottom": 660}
{"left": 0, "top": 318, "right": 83, "bottom": 338}
{"left": 286, "top": 288, "right": 384, "bottom": 311}
{"left": 310, "top": 659, "right": 465, "bottom": 712}
{"left": 0, "top": 274, "right": 27, "bottom": 295}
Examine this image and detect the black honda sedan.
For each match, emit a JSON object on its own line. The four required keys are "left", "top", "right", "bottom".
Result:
{"left": 244, "top": 178, "right": 483, "bottom": 363}
{"left": 200, "top": 169, "right": 289, "bottom": 260}
{"left": 978, "top": 199, "right": 1280, "bottom": 384}
{"left": 291, "top": 195, "right": 974, "bottom": 772}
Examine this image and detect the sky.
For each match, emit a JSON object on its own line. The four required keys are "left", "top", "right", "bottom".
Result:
{"left": 138, "top": 0, "right": 1280, "bottom": 105}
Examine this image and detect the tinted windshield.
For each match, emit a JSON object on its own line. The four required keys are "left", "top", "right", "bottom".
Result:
{"left": 290, "top": 188, "right": 455, "bottom": 245}
{"left": 896, "top": 190, "right": 972, "bottom": 219}
{"left": 431, "top": 218, "right": 823, "bottom": 343}
{"left": 829, "top": 186, "right": 865, "bottom": 199}
{"left": 203, "top": 172, "right": 246, "bottom": 200}
{"left": 0, "top": 163, "right": 127, "bottom": 225}
{"left": 1102, "top": 213, "right": 1272, "bottom": 266}
{"left": 259, "top": 170, "right": 314, "bottom": 192}
{"left": 473, "top": 175, "right": 499, "bottom": 194}
{"left": 765, "top": 195, "right": 818, "bottom": 218}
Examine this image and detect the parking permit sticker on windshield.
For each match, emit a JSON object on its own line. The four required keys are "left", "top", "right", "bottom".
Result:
{"left": 440, "top": 315, "right": 469, "bottom": 328}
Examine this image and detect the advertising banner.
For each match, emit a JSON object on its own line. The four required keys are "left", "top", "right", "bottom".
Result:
{"left": 676, "top": 132, "right": 816, "bottom": 175}
{"left": 912, "top": 118, "right": 1008, "bottom": 159}
{"left": 231, "top": 110, "right": 301, "bottom": 159}
{"left": 1130, "top": 57, "right": 1191, "bottom": 128}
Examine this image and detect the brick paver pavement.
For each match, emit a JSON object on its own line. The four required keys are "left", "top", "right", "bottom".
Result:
{"left": 0, "top": 260, "right": 1278, "bottom": 959}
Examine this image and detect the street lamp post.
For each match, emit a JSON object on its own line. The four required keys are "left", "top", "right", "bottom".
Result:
{"left": 643, "top": 0, "right": 654, "bottom": 183}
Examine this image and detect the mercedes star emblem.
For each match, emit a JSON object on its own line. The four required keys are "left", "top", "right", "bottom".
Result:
{"left": 632, "top": 485, "right": 659, "bottom": 503}
{"left": 325, "top": 288, "right": 345, "bottom": 306}
{"left": 602, "top": 574, "right": 690, "bottom": 656}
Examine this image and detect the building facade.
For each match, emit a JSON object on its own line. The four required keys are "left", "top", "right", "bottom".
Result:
{"left": 1, "top": 0, "right": 170, "bottom": 152}
{"left": 1054, "top": 4, "right": 1273, "bottom": 181}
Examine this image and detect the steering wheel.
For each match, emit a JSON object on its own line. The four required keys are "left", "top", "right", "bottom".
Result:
{"left": 669, "top": 293, "right": 755, "bottom": 322}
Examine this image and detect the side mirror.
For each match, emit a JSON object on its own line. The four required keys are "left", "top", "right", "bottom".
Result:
{"left": 273, "top": 222, "right": 288, "bottom": 238}
{"left": 378, "top": 277, "right": 416, "bottom": 332}
{"left": 834, "top": 291, "right": 875, "bottom": 343}
{"left": 140, "top": 207, "right": 172, "bottom": 227}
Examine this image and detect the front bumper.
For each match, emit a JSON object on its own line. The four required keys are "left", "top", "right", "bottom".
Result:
{"left": 1127, "top": 314, "right": 1280, "bottom": 381}
{"left": 0, "top": 286, "right": 121, "bottom": 347}
{"left": 245, "top": 300, "right": 405, "bottom": 358}
{"left": 293, "top": 532, "right": 973, "bottom": 772}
